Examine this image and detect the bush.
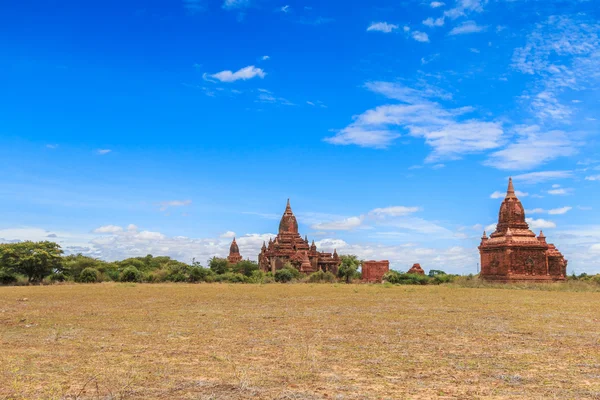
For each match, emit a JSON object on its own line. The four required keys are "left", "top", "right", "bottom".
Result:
{"left": 0, "top": 269, "right": 18, "bottom": 285}
{"left": 383, "top": 271, "right": 430, "bottom": 285}
{"left": 120, "top": 266, "right": 142, "bottom": 282}
{"left": 232, "top": 260, "right": 260, "bottom": 277}
{"left": 49, "top": 272, "right": 67, "bottom": 283}
{"left": 432, "top": 274, "right": 455, "bottom": 284}
{"left": 248, "top": 270, "right": 275, "bottom": 284}
{"left": 275, "top": 268, "right": 295, "bottom": 283}
{"left": 189, "top": 267, "right": 215, "bottom": 283}
{"left": 308, "top": 270, "right": 336, "bottom": 283}
{"left": 78, "top": 268, "right": 100, "bottom": 283}
{"left": 214, "top": 272, "right": 248, "bottom": 283}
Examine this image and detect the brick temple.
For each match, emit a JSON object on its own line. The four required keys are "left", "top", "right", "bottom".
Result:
{"left": 479, "top": 178, "right": 567, "bottom": 282}
{"left": 227, "top": 237, "right": 243, "bottom": 264}
{"left": 258, "top": 199, "right": 341, "bottom": 274}
{"left": 361, "top": 260, "right": 389, "bottom": 282}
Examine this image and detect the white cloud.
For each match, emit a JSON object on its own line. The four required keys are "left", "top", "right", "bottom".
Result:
{"left": 423, "top": 17, "right": 445, "bottom": 27}
{"left": 430, "top": 1, "right": 445, "bottom": 7}
{"left": 490, "top": 190, "right": 528, "bottom": 199}
{"left": 97, "top": 149, "right": 111, "bottom": 155}
{"left": 485, "top": 125, "right": 577, "bottom": 171}
{"left": 449, "top": 20, "right": 487, "bottom": 35}
{"left": 412, "top": 31, "right": 430, "bottom": 42}
{"left": 367, "top": 22, "right": 399, "bottom": 33}
{"left": 511, "top": 170, "right": 573, "bottom": 184}
{"left": 280, "top": 5, "right": 290, "bottom": 13}
{"left": 512, "top": 16, "right": 600, "bottom": 123}
{"left": 326, "top": 81, "right": 504, "bottom": 161}
{"left": 548, "top": 188, "right": 572, "bottom": 196}
{"left": 93, "top": 225, "right": 124, "bottom": 234}
{"left": 46, "top": 144, "right": 58, "bottom": 149}
{"left": 444, "top": 0, "right": 486, "bottom": 19}
{"left": 403, "top": 26, "right": 410, "bottom": 32}
{"left": 526, "top": 218, "right": 556, "bottom": 230}
{"left": 207, "top": 65, "right": 266, "bottom": 83}
{"left": 158, "top": 199, "right": 192, "bottom": 211}
{"left": 585, "top": 175, "right": 600, "bottom": 181}
{"left": 220, "top": 231, "right": 236, "bottom": 239}
{"left": 222, "top": 0, "right": 249, "bottom": 9}
{"left": 526, "top": 208, "right": 545, "bottom": 215}
{"left": 370, "top": 206, "right": 421, "bottom": 217}
{"left": 312, "top": 217, "right": 364, "bottom": 231}
{"left": 261, "top": 55, "right": 270, "bottom": 60}
{"left": 548, "top": 206, "right": 572, "bottom": 215}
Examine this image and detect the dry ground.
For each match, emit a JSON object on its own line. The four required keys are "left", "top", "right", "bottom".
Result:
{"left": 1, "top": 283, "right": 599, "bottom": 399}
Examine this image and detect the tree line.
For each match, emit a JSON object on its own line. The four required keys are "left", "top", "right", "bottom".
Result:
{"left": 0, "top": 241, "right": 362, "bottom": 285}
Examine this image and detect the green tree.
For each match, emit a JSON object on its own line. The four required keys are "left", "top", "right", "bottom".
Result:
{"left": 337, "top": 255, "right": 361, "bottom": 284}
{"left": 232, "top": 260, "right": 259, "bottom": 277}
{"left": 0, "top": 241, "right": 63, "bottom": 283}
{"left": 209, "top": 257, "right": 230, "bottom": 275}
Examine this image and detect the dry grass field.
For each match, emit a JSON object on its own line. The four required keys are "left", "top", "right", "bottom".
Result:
{"left": 1, "top": 283, "right": 599, "bottom": 399}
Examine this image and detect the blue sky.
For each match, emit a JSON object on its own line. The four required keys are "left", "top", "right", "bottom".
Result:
{"left": 1, "top": 0, "right": 599, "bottom": 273}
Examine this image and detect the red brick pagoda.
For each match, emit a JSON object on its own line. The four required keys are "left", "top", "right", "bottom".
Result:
{"left": 258, "top": 199, "right": 341, "bottom": 274}
{"left": 479, "top": 178, "right": 567, "bottom": 282}
{"left": 407, "top": 263, "right": 425, "bottom": 275}
{"left": 227, "top": 237, "right": 243, "bottom": 264}
{"left": 362, "top": 260, "right": 389, "bottom": 282}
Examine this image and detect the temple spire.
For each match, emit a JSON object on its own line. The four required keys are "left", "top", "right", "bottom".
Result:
{"left": 506, "top": 177, "right": 516, "bottom": 199}
{"left": 284, "top": 198, "right": 293, "bottom": 214}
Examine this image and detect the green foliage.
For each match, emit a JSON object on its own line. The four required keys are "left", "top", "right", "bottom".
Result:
{"left": 308, "top": 270, "right": 336, "bottom": 283}
{"left": 428, "top": 269, "right": 447, "bottom": 278}
{"left": 79, "top": 267, "right": 100, "bottom": 283}
{"left": 338, "top": 255, "right": 361, "bottom": 284}
{"left": 432, "top": 274, "right": 455, "bottom": 284}
{"left": 209, "top": 257, "right": 230, "bottom": 275}
{"left": 120, "top": 266, "right": 142, "bottom": 282}
{"left": 189, "top": 267, "right": 215, "bottom": 283}
{"left": 0, "top": 269, "right": 18, "bottom": 285}
{"left": 248, "top": 270, "right": 275, "bottom": 284}
{"left": 214, "top": 272, "right": 248, "bottom": 283}
{"left": 0, "top": 241, "right": 64, "bottom": 283}
{"left": 274, "top": 268, "right": 294, "bottom": 283}
{"left": 232, "top": 260, "right": 259, "bottom": 277}
{"left": 383, "top": 271, "right": 431, "bottom": 285}
{"left": 48, "top": 272, "right": 67, "bottom": 283}
{"left": 62, "top": 254, "right": 107, "bottom": 280}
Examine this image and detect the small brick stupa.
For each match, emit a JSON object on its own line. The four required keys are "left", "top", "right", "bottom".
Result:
{"left": 408, "top": 263, "right": 425, "bottom": 275}
{"left": 227, "top": 237, "right": 243, "bottom": 264}
{"left": 479, "top": 178, "right": 567, "bottom": 282}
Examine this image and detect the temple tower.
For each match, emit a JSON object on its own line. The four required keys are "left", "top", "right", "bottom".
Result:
{"left": 227, "top": 237, "right": 243, "bottom": 264}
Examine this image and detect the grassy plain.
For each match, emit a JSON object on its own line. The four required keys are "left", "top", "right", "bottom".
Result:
{"left": 1, "top": 283, "right": 599, "bottom": 399}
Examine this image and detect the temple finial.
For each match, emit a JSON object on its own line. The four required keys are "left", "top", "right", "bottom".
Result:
{"left": 506, "top": 177, "right": 516, "bottom": 198}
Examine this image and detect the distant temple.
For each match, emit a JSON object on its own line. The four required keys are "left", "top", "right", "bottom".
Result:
{"left": 259, "top": 199, "right": 341, "bottom": 274}
{"left": 362, "top": 260, "right": 389, "bottom": 282}
{"left": 479, "top": 178, "right": 567, "bottom": 282}
{"left": 408, "top": 263, "right": 425, "bottom": 275}
{"left": 227, "top": 237, "right": 243, "bottom": 264}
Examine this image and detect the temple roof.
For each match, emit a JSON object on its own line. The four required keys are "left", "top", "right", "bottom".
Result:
{"left": 491, "top": 177, "right": 533, "bottom": 238}
{"left": 229, "top": 237, "right": 240, "bottom": 255}
{"left": 279, "top": 198, "right": 299, "bottom": 235}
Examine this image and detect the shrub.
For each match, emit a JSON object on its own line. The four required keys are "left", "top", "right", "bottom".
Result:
{"left": 0, "top": 269, "right": 18, "bottom": 285}
{"left": 428, "top": 269, "right": 447, "bottom": 277}
{"left": 209, "top": 257, "right": 230, "bottom": 275}
{"left": 275, "top": 268, "right": 295, "bottom": 283}
{"left": 432, "top": 274, "right": 455, "bottom": 284}
{"left": 106, "top": 269, "right": 120, "bottom": 282}
{"left": 120, "top": 266, "right": 142, "bottom": 282}
{"left": 214, "top": 272, "right": 248, "bottom": 283}
{"left": 189, "top": 267, "right": 215, "bottom": 283}
{"left": 248, "top": 270, "right": 275, "bottom": 284}
{"left": 78, "top": 268, "right": 100, "bottom": 283}
{"left": 308, "top": 270, "right": 336, "bottom": 283}
{"left": 383, "top": 271, "right": 430, "bottom": 285}
{"left": 49, "top": 272, "right": 67, "bottom": 283}
{"left": 232, "top": 260, "right": 260, "bottom": 277}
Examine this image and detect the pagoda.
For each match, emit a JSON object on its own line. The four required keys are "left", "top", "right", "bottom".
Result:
{"left": 258, "top": 199, "right": 341, "bottom": 274}
{"left": 479, "top": 178, "right": 567, "bottom": 282}
{"left": 227, "top": 237, "right": 243, "bottom": 264}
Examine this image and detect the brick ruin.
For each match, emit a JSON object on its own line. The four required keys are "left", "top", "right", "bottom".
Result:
{"left": 361, "top": 260, "right": 389, "bottom": 282}
{"left": 479, "top": 178, "right": 567, "bottom": 282}
{"left": 227, "top": 237, "right": 243, "bottom": 264}
{"left": 258, "top": 199, "right": 341, "bottom": 274}
{"left": 407, "top": 263, "right": 425, "bottom": 275}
